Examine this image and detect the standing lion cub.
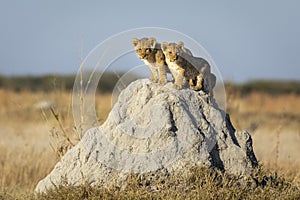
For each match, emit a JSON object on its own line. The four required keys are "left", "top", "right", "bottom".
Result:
{"left": 161, "top": 41, "right": 216, "bottom": 95}
{"left": 132, "top": 37, "right": 169, "bottom": 85}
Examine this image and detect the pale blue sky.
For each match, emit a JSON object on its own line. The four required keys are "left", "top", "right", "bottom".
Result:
{"left": 0, "top": 0, "right": 299, "bottom": 82}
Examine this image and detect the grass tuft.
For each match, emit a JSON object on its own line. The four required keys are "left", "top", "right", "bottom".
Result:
{"left": 32, "top": 166, "right": 300, "bottom": 200}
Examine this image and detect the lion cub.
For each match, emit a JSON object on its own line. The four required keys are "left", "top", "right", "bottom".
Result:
{"left": 161, "top": 42, "right": 216, "bottom": 94}
{"left": 132, "top": 37, "right": 169, "bottom": 85}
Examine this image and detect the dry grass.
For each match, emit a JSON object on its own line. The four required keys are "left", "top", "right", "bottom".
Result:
{"left": 0, "top": 88, "right": 299, "bottom": 199}
{"left": 0, "top": 89, "right": 111, "bottom": 195}
{"left": 226, "top": 91, "right": 300, "bottom": 175}
{"left": 35, "top": 166, "right": 300, "bottom": 200}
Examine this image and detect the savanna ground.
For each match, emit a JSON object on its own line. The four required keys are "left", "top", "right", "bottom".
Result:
{"left": 0, "top": 82, "right": 300, "bottom": 199}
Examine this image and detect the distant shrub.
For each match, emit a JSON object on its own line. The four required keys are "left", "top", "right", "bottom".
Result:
{"left": 0, "top": 74, "right": 299, "bottom": 95}
{"left": 0, "top": 73, "right": 138, "bottom": 93}
{"left": 225, "top": 80, "right": 300, "bottom": 96}
{"left": 0, "top": 74, "right": 74, "bottom": 92}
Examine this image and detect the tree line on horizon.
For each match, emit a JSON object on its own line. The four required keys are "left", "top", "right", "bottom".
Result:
{"left": 0, "top": 73, "right": 299, "bottom": 95}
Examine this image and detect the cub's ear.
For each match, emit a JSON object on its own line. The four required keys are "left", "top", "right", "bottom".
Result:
{"left": 148, "top": 37, "right": 157, "bottom": 48}
{"left": 177, "top": 41, "right": 184, "bottom": 48}
{"left": 161, "top": 42, "right": 168, "bottom": 51}
{"left": 132, "top": 38, "right": 139, "bottom": 47}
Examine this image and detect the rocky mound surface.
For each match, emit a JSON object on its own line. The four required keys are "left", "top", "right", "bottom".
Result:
{"left": 35, "top": 79, "right": 257, "bottom": 193}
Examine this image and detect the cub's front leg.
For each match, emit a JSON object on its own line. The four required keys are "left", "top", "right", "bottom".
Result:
{"left": 158, "top": 65, "right": 168, "bottom": 85}
{"left": 147, "top": 63, "right": 159, "bottom": 83}
{"left": 155, "top": 50, "right": 168, "bottom": 85}
{"left": 173, "top": 68, "right": 185, "bottom": 89}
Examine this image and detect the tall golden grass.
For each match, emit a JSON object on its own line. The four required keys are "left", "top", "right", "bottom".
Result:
{"left": 226, "top": 91, "right": 300, "bottom": 174}
{"left": 0, "top": 89, "right": 112, "bottom": 193}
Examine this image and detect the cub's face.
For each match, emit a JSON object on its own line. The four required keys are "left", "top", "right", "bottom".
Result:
{"left": 161, "top": 42, "right": 184, "bottom": 62}
{"left": 132, "top": 38, "right": 156, "bottom": 60}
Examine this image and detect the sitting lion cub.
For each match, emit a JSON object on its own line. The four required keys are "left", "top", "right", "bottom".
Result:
{"left": 161, "top": 41, "right": 216, "bottom": 95}
{"left": 132, "top": 37, "right": 169, "bottom": 85}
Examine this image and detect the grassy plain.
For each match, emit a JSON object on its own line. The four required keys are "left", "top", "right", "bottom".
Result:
{"left": 0, "top": 87, "right": 299, "bottom": 199}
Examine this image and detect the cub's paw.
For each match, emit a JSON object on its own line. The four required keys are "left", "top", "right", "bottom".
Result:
{"left": 158, "top": 78, "right": 168, "bottom": 85}
{"left": 149, "top": 76, "right": 158, "bottom": 83}
{"left": 173, "top": 84, "right": 182, "bottom": 90}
